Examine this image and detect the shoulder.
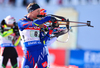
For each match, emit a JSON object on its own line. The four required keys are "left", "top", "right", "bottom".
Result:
{"left": 19, "top": 18, "right": 27, "bottom": 21}
{"left": 17, "top": 18, "right": 28, "bottom": 23}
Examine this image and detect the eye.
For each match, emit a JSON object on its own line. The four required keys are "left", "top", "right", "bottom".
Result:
{"left": 37, "top": 10, "right": 39, "bottom": 12}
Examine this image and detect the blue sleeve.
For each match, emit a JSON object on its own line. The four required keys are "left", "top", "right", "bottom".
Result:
{"left": 46, "top": 37, "right": 57, "bottom": 46}
{"left": 33, "top": 16, "right": 51, "bottom": 25}
{"left": 18, "top": 16, "right": 51, "bottom": 31}
{"left": 17, "top": 20, "right": 36, "bottom": 31}
{"left": 40, "top": 29, "right": 50, "bottom": 45}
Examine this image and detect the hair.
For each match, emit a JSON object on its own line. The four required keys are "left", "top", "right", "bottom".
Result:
{"left": 27, "top": 3, "right": 40, "bottom": 13}
{"left": 27, "top": 3, "right": 36, "bottom": 10}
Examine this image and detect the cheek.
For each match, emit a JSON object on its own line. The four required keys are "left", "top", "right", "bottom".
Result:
{"left": 34, "top": 14, "right": 37, "bottom": 17}
{"left": 36, "top": 11, "right": 39, "bottom": 15}
{"left": 35, "top": 12, "right": 39, "bottom": 16}
{"left": 32, "top": 13, "right": 35, "bottom": 17}
{"left": 32, "top": 14, "right": 37, "bottom": 18}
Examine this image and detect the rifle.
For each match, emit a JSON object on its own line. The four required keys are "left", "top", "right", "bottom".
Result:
{"left": 37, "top": 9, "right": 94, "bottom": 43}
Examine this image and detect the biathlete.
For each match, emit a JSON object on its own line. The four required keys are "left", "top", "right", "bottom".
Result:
{"left": 0, "top": 15, "right": 20, "bottom": 68}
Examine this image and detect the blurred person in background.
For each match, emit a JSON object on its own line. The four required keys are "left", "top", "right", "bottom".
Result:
{"left": 86, "top": 0, "right": 92, "bottom": 4}
{"left": 0, "top": 15, "right": 20, "bottom": 68}
{"left": 22, "top": 0, "right": 28, "bottom": 6}
{"left": 45, "top": 0, "right": 50, "bottom": 4}
{"left": 22, "top": 0, "right": 37, "bottom": 7}
{"left": 97, "top": 0, "right": 100, "bottom": 2}
{"left": 68, "top": 0, "right": 72, "bottom": 4}
{"left": 58, "top": 0, "right": 63, "bottom": 5}
{"left": 9, "top": 0, "right": 16, "bottom": 6}
{"left": 33, "top": 0, "right": 36, "bottom": 3}
{"left": 0, "top": 0, "right": 4, "bottom": 4}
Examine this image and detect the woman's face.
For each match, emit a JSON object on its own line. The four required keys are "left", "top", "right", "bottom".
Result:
{"left": 30, "top": 8, "right": 40, "bottom": 18}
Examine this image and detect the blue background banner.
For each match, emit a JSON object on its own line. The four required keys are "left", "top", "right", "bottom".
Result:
{"left": 69, "top": 50, "right": 100, "bottom": 68}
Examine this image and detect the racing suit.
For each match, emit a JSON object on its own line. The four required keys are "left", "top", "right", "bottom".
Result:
{"left": 18, "top": 16, "right": 51, "bottom": 68}
{"left": 0, "top": 26, "right": 18, "bottom": 68}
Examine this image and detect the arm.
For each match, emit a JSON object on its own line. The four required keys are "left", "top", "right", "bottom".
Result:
{"left": 17, "top": 20, "right": 34, "bottom": 31}
{"left": 46, "top": 37, "right": 57, "bottom": 46}
{"left": 34, "top": 16, "right": 51, "bottom": 25}
{"left": 18, "top": 16, "right": 51, "bottom": 31}
{"left": 39, "top": 24, "right": 56, "bottom": 45}
{"left": 13, "top": 36, "right": 21, "bottom": 46}
{"left": 40, "top": 28, "right": 50, "bottom": 45}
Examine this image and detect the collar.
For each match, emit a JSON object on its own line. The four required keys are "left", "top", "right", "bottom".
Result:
{"left": 24, "top": 16, "right": 33, "bottom": 21}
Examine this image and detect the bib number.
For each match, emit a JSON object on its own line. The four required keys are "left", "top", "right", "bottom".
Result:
{"left": 5, "top": 35, "right": 14, "bottom": 41}
{"left": 30, "top": 30, "right": 39, "bottom": 38}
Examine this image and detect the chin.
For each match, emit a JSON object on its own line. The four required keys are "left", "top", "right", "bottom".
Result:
{"left": 34, "top": 16, "right": 37, "bottom": 18}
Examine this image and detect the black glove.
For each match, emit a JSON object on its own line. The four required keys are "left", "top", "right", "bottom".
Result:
{"left": 50, "top": 16, "right": 57, "bottom": 23}
{"left": 50, "top": 17, "right": 58, "bottom": 30}
{"left": 13, "top": 22, "right": 20, "bottom": 36}
{"left": 1, "top": 19, "right": 6, "bottom": 25}
{"left": 1, "top": 19, "right": 6, "bottom": 33}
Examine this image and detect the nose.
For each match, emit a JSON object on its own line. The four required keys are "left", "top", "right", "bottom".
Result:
{"left": 38, "top": 12, "right": 40, "bottom": 15}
